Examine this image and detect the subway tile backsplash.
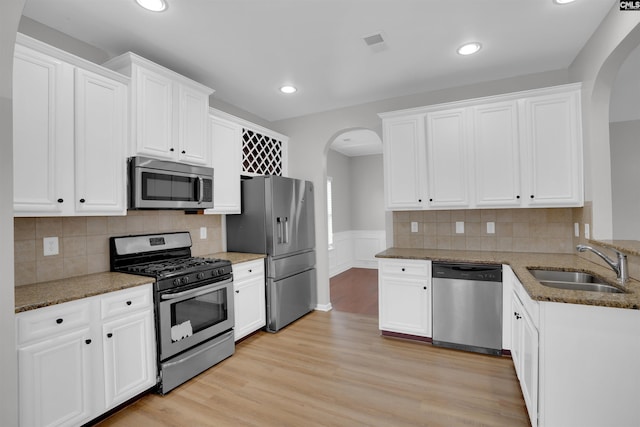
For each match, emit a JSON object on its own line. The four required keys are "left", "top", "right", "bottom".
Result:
{"left": 14, "top": 211, "right": 223, "bottom": 286}
{"left": 394, "top": 207, "right": 581, "bottom": 254}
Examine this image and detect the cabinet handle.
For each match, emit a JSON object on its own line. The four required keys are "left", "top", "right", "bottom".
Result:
{"left": 423, "top": 286, "right": 427, "bottom": 290}
{"left": 56, "top": 318, "right": 63, "bottom": 324}
{"left": 170, "top": 148, "right": 175, "bottom": 152}
{"left": 401, "top": 268, "right": 405, "bottom": 272}
{"left": 181, "top": 150, "right": 186, "bottom": 154}
{"left": 530, "top": 195, "right": 534, "bottom": 199}
{"left": 514, "top": 311, "right": 521, "bottom": 319}
{"left": 248, "top": 269, "right": 252, "bottom": 273}
{"left": 79, "top": 198, "right": 85, "bottom": 203}
{"left": 235, "top": 290, "right": 240, "bottom": 294}
{"left": 85, "top": 339, "right": 92, "bottom": 345}
{"left": 429, "top": 198, "right": 433, "bottom": 202}
{"left": 107, "top": 333, "right": 113, "bottom": 338}
{"left": 516, "top": 195, "right": 520, "bottom": 199}
{"left": 418, "top": 199, "right": 422, "bottom": 203}
{"left": 126, "top": 301, "right": 132, "bottom": 306}
{"left": 57, "top": 198, "right": 63, "bottom": 203}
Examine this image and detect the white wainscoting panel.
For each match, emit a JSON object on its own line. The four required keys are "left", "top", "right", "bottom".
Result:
{"left": 329, "top": 230, "right": 385, "bottom": 277}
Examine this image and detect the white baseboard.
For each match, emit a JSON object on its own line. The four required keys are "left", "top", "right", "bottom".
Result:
{"left": 315, "top": 303, "right": 333, "bottom": 312}
{"left": 329, "top": 230, "right": 385, "bottom": 277}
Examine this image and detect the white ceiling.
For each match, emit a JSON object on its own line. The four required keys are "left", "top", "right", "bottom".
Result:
{"left": 21, "top": 0, "right": 617, "bottom": 123}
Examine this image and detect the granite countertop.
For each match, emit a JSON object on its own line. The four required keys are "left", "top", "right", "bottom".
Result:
{"left": 206, "top": 252, "right": 266, "bottom": 264}
{"left": 376, "top": 248, "right": 640, "bottom": 310}
{"left": 15, "top": 252, "right": 266, "bottom": 314}
{"left": 15, "top": 272, "right": 152, "bottom": 313}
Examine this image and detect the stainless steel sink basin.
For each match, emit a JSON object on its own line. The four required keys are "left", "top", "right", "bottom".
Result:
{"left": 527, "top": 269, "right": 625, "bottom": 294}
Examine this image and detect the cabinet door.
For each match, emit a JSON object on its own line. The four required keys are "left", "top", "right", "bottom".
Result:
{"left": 178, "top": 85, "right": 210, "bottom": 165}
{"left": 511, "top": 293, "right": 524, "bottom": 378}
{"left": 13, "top": 45, "right": 74, "bottom": 216}
{"left": 382, "top": 115, "right": 427, "bottom": 209}
{"left": 234, "top": 277, "right": 266, "bottom": 341}
{"left": 102, "top": 310, "right": 157, "bottom": 409}
{"left": 133, "top": 65, "right": 174, "bottom": 159}
{"left": 74, "top": 68, "right": 127, "bottom": 215}
{"left": 18, "top": 328, "right": 94, "bottom": 427}
{"left": 511, "top": 291, "right": 538, "bottom": 427}
{"left": 207, "top": 115, "right": 241, "bottom": 214}
{"left": 472, "top": 101, "right": 522, "bottom": 207}
{"left": 425, "top": 108, "right": 470, "bottom": 208}
{"left": 379, "top": 275, "right": 431, "bottom": 337}
{"left": 520, "top": 91, "right": 583, "bottom": 207}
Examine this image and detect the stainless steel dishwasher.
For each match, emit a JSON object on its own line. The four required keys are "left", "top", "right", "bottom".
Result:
{"left": 431, "top": 262, "right": 502, "bottom": 356}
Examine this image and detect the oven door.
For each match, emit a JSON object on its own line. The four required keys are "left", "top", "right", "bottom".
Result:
{"left": 158, "top": 278, "right": 234, "bottom": 361}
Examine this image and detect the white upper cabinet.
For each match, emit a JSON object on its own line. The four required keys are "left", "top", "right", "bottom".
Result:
{"left": 472, "top": 101, "right": 521, "bottom": 207}
{"left": 103, "top": 52, "right": 214, "bottom": 166}
{"left": 13, "top": 35, "right": 128, "bottom": 217}
{"left": 425, "top": 108, "right": 470, "bottom": 208}
{"left": 379, "top": 83, "right": 583, "bottom": 210}
{"left": 520, "top": 90, "right": 583, "bottom": 207}
{"left": 382, "top": 114, "right": 427, "bottom": 209}
{"left": 206, "top": 113, "right": 242, "bottom": 214}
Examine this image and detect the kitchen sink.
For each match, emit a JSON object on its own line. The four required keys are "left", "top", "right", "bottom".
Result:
{"left": 527, "top": 268, "right": 626, "bottom": 294}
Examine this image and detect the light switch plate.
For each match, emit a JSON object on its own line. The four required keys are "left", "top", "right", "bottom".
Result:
{"left": 411, "top": 221, "right": 418, "bottom": 233}
{"left": 574, "top": 222, "right": 580, "bottom": 237}
{"left": 455, "top": 221, "right": 464, "bottom": 234}
{"left": 43, "top": 237, "right": 59, "bottom": 256}
{"left": 486, "top": 222, "right": 495, "bottom": 234}
{"left": 584, "top": 224, "right": 590, "bottom": 239}
{"left": 200, "top": 227, "right": 207, "bottom": 239}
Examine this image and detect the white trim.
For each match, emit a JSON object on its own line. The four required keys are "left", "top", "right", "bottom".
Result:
{"left": 314, "top": 303, "right": 333, "bottom": 312}
{"left": 329, "top": 230, "right": 386, "bottom": 277}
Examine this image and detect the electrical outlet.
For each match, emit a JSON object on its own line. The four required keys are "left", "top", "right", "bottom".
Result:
{"left": 411, "top": 222, "right": 418, "bottom": 233}
{"left": 486, "top": 222, "right": 495, "bottom": 234}
{"left": 200, "top": 227, "right": 207, "bottom": 239}
{"left": 43, "top": 237, "right": 59, "bottom": 256}
{"left": 455, "top": 221, "right": 464, "bottom": 234}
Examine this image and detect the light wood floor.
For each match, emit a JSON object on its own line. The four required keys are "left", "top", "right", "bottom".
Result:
{"left": 98, "top": 311, "right": 529, "bottom": 426}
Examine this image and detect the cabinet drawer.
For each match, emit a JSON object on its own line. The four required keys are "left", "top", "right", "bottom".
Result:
{"left": 379, "top": 259, "right": 430, "bottom": 277}
{"left": 101, "top": 284, "right": 153, "bottom": 320}
{"left": 233, "top": 259, "right": 265, "bottom": 282}
{"left": 17, "top": 298, "right": 92, "bottom": 345}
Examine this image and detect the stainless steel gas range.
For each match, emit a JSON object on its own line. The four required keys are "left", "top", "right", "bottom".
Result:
{"left": 110, "top": 232, "right": 234, "bottom": 394}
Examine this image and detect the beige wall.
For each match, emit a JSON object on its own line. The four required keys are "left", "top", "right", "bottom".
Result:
{"left": 14, "top": 212, "right": 224, "bottom": 286}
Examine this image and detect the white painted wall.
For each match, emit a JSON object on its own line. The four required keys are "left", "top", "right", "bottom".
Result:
{"left": 568, "top": 6, "right": 640, "bottom": 239}
{"left": 610, "top": 120, "right": 640, "bottom": 240}
{"left": 1, "top": 3, "right": 25, "bottom": 426}
{"left": 327, "top": 149, "right": 351, "bottom": 233}
{"left": 349, "top": 154, "right": 384, "bottom": 231}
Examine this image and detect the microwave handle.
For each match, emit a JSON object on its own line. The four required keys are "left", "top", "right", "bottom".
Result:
{"left": 198, "top": 177, "right": 204, "bottom": 203}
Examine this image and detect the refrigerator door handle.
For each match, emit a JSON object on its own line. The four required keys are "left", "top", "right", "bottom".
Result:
{"left": 276, "top": 217, "right": 283, "bottom": 244}
{"left": 284, "top": 217, "right": 289, "bottom": 243}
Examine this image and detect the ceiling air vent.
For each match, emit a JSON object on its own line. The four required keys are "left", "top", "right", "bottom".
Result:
{"left": 362, "top": 31, "right": 387, "bottom": 53}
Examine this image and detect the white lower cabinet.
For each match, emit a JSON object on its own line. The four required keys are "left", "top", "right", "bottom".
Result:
{"left": 16, "top": 284, "right": 157, "bottom": 427}
{"left": 232, "top": 259, "right": 266, "bottom": 341}
{"left": 378, "top": 259, "right": 432, "bottom": 337}
{"left": 508, "top": 272, "right": 640, "bottom": 427}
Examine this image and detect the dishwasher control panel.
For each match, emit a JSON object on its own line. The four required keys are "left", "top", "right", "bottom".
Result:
{"left": 432, "top": 262, "right": 502, "bottom": 282}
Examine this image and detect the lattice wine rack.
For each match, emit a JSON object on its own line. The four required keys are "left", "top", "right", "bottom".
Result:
{"left": 241, "top": 128, "right": 284, "bottom": 176}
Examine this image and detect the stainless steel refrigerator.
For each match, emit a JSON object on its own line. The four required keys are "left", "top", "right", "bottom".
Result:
{"left": 226, "top": 176, "right": 316, "bottom": 332}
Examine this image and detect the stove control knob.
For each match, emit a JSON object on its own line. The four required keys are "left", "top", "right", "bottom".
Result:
{"left": 217, "top": 268, "right": 225, "bottom": 276}
{"left": 173, "top": 278, "right": 181, "bottom": 286}
{"left": 197, "top": 272, "right": 205, "bottom": 280}
{"left": 183, "top": 276, "right": 189, "bottom": 284}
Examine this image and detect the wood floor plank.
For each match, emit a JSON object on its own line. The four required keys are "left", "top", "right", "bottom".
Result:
{"left": 97, "top": 310, "right": 528, "bottom": 427}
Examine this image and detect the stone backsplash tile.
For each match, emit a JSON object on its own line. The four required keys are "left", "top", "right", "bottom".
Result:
{"left": 394, "top": 207, "right": 577, "bottom": 254}
{"left": 14, "top": 211, "right": 224, "bottom": 286}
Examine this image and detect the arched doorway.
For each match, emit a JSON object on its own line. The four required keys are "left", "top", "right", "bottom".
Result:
{"left": 325, "top": 128, "right": 385, "bottom": 315}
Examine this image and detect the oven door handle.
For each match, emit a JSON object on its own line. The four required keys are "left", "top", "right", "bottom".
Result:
{"left": 198, "top": 177, "right": 204, "bottom": 204}
{"left": 160, "top": 278, "right": 232, "bottom": 300}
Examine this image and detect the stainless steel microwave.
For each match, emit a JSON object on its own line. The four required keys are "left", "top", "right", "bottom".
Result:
{"left": 128, "top": 156, "right": 214, "bottom": 210}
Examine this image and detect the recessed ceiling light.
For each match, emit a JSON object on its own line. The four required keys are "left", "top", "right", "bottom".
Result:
{"left": 280, "top": 85, "right": 297, "bottom": 94}
{"left": 457, "top": 42, "right": 482, "bottom": 56}
{"left": 554, "top": 0, "right": 576, "bottom": 4}
{"left": 135, "top": 0, "right": 167, "bottom": 12}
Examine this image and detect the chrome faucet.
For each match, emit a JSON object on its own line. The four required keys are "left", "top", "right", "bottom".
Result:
{"left": 576, "top": 244, "right": 628, "bottom": 284}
